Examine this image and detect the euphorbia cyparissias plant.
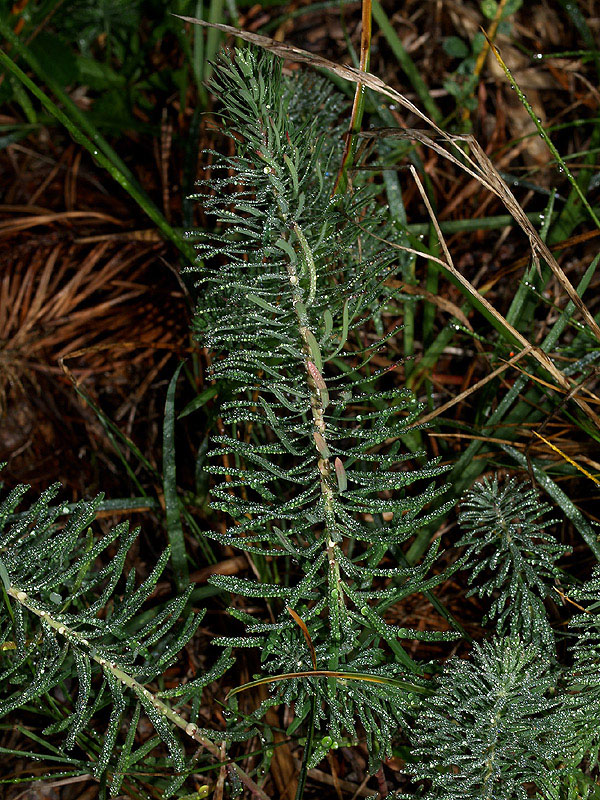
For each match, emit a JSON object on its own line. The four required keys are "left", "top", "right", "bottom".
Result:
{"left": 187, "top": 47, "right": 456, "bottom": 770}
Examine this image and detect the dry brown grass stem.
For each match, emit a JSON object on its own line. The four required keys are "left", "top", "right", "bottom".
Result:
{"left": 0, "top": 210, "right": 124, "bottom": 235}
{"left": 408, "top": 164, "right": 600, "bottom": 431}
{"left": 414, "top": 348, "right": 533, "bottom": 428}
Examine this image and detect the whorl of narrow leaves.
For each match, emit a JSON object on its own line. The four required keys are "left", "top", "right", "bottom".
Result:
{"left": 410, "top": 636, "right": 569, "bottom": 800}
{"left": 187, "top": 47, "right": 453, "bottom": 766}
{"left": 457, "top": 476, "right": 568, "bottom": 646}
{"left": 0, "top": 482, "right": 204, "bottom": 795}
{"left": 565, "top": 567, "right": 600, "bottom": 768}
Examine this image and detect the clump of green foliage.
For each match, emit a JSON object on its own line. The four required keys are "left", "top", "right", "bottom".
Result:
{"left": 2, "top": 34, "right": 600, "bottom": 800}
{"left": 410, "top": 635, "right": 567, "bottom": 800}
{"left": 457, "top": 476, "right": 568, "bottom": 647}
{"left": 406, "top": 477, "right": 600, "bottom": 799}
{"left": 0, "top": 481, "right": 212, "bottom": 798}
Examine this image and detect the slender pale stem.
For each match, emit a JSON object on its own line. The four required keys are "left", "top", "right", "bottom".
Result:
{"left": 7, "top": 585, "right": 271, "bottom": 800}
{"left": 285, "top": 232, "right": 344, "bottom": 661}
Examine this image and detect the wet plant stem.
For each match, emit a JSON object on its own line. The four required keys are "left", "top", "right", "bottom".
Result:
{"left": 6, "top": 585, "right": 271, "bottom": 800}
{"left": 285, "top": 232, "right": 344, "bottom": 662}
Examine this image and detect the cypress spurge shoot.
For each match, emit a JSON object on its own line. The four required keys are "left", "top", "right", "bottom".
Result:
{"left": 188, "top": 48, "right": 456, "bottom": 769}
{"left": 0, "top": 482, "right": 212, "bottom": 797}
{"left": 410, "top": 635, "right": 570, "bottom": 800}
{"left": 457, "top": 476, "right": 569, "bottom": 647}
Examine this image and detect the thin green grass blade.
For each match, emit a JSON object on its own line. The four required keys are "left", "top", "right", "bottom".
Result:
{"left": 488, "top": 36, "right": 600, "bottom": 230}
{"left": 0, "top": 39, "right": 195, "bottom": 261}
{"left": 294, "top": 695, "right": 316, "bottom": 800}
{"left": 0, "top": 20, "right": 134, "bottom": 180}
{"left": 332, "top": 0, "right": 372, "bottom": 196}
{"left": 163, "top": 362, "right": 189, "bottom": 591}
{"left": 506, "top": 190, "right": 557, "bottom": 330}
{"left": 193, "top": 0, "right": 205, "bottom": 91}
{"left": 501, "top": 444, "right": 600, "bottom": 561}
{"left": 205, "top": 0, "right": 225, "bottom": 81}
{"left": 557, "top": 0, "right": 600, "bottom": 79}
{"left": 407, "top": 211, "right": 547, "bottom": 235}
{"left": 423, "top": 233, "right": 439, "bottom": 354}
{"left": 178, "top": 385, "right": 219, "bottom": 420}
{"left": 63, "top": 378, "right": 157, "bottom": 490}
{"left": 371, "top": 0, "right": 442, "bottom": 124}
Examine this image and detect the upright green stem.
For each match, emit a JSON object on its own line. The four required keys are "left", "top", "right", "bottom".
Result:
{"left": 331, "top": 0, "right": 372, "bottom": 196}
{"left": 294, "top": 695, "right": 316, "bottom": 800}
{"left": 284, "top": 225, "right": 344, "bottom": 797}
{"left": 264, "top": 137, "right": 345, "bottom": 658}
{"left": 371, "top": 0, "right": 442, "bottom": 124}
{"left": 285, "top": 237, "right": 344, "bottom": 661}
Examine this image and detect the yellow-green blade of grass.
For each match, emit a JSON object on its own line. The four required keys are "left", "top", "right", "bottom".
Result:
{"left": 227, "top": 670, "right": 430, "bottom": 700}
{"left": 371, "top": 0, "right": 442, "bottom": 124}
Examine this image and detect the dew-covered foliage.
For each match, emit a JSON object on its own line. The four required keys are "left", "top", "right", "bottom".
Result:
{"left": 186, "top": 48, "right": 457, "bottom": 767}
{"left": 3, "top": 38, "right": 600, "bottom": 800}
{"left": 0, "top": 482, "right": 203, "bottom": 796}
{"left": 403, "top": 474, "right": 600, "bottom": 800}
{"left": 409, "top": 636, "right": 572, "bottom": 800}
{"left": 566, "top": 569, "right": 600, "bottom": 770}
{"left": 457, "top": 477, "right": 569, "bottom": 648}
{"left": 182, "top": 47, "right": 600, "bottom": 796}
